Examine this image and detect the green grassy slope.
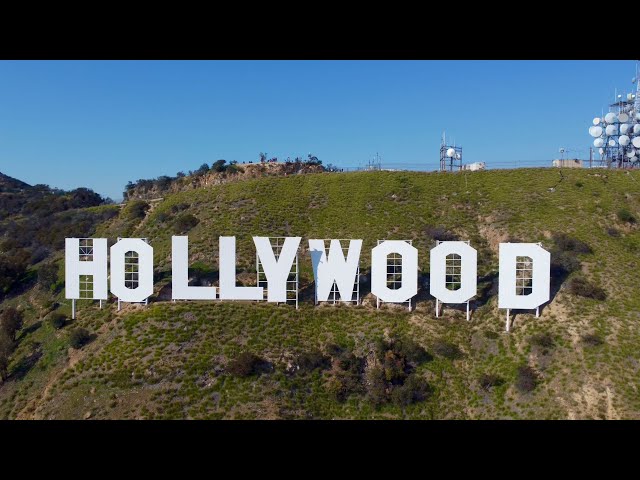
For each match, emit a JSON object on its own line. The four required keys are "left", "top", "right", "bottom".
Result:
{"left": 2, "top": 168, "right": 640, "bottom": 419}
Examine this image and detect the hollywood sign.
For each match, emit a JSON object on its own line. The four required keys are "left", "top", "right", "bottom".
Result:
{"left": 65, "top": 236, "right": 551, "bottom": 331}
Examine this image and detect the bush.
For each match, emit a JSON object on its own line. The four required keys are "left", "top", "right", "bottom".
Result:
{"left": 125, "top": 200, "right": 150, "bottom": 221}
{"left": 69, "top": 328, "right": 91, "bottom": 349}
{"left": 425, "top": 225, "right": 458, "bottom": 242}
{"left": 432, "top": 341, "right": 463, "bottom": 360}
{"left": 529, "top": 332, "right": 554, "bottom": 349}
{"left": 173, "top": 213, "right": 200, "bottom": 234}
{"left": 479, "top": 373, "right": 504, "bottom": 391}
{"left": 226, "top": 352, "right": 270, "bottom": 377}
{"left": 567, "top": 277, "right": 606, "bottom": 300}
{"left": 390, "top": 375, "right": 432, "bottom": 407}
{"left": 211, "top": 160, "right": 227, "bottom": 172}
{"left": 606, "top": 227, "right": 620, "bottom": 238}
{"left": 38, "top": 263, "right": 59, "bottom": 291}
{"left": 48, "top": 312, "right": 67, "bottom": 330}
{"left": 0, "top": 307, "right": 23, "bottom": 342}
{"left": 515, "top": 365, "right": 538, "bottom": 393}
{"left": 295, "top": 350, "right": 331, "bottom": 373}
{"left": 155, "top": 211, "right": 171, "bottom": 223}
{"left": 0, "top": 331, "right": 14, "bottom": 381}
{"left": 552, "top": 233, "right": 592, "bottom": 254}
{"left": 550, "top": 251, "right": 581, "bottom": 277}
{"left": 391, "top": 337, "right": 432, "bottom": 364}
{"left": 617, "top": 208, "right": 636, "bottom": 223}
{"left": 581, "top": 333, "right": 604, "bottom": 347}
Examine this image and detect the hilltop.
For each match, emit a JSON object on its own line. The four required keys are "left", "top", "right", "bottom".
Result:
{"left": 1, "top": 167, "right": 640, "bottom": 419}
{"left": 0, "top": 171, "right": 31, "bottom": 192}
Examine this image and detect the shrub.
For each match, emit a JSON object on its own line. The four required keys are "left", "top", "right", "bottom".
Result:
{"left": 173, "top": 213, "right": 199, "bottom": 234}
{"left": 550, "top": 251, "right": 581, "bottom": 277}
{"left": 0, "top": 307, "right": 23, "bottom": 342}
{"left": 552, "top": 233, "right": 592, "bottom": 254}
{"left": 617, "top": 208, "right": 636, "bottom": 223}
{"left": 479, "top": 373, "right": 504, "bottom": 391}
{"left": 606, "top": 227, "right": 620, "bottom": 238}
{"left": 484, "top": 330, "right": 499, "bottom": 340}
{"left": 0, "top": 331, "right": 14, "bottom": 381}
{"left": 365, "top": 366, "right": 389, "bottom": 406}
{"left": 515, "top": 365, "right": 538, "bottom": 393}
{"left": 155, "top": 211, "right": 171, "bottom": 223}
{"left": 125, "top": 200, "right": 150, "bottom": 221}
{"left": 211, "top": 160, "right": 227, "bottom": 172}
{"left": 69, "top": 328, "right": 91, "bottom": 349}
{"left": 581, "top": 333, "right": 604, "bottom": 347}
{"left": 425, "top": 225, "right": 458, "bottom": 242}
{"left": 226, "top": 352, "right": 270, "bottom": 377}
{"left": 391, "top": 337, "right": 432, "bottom": 364}
{"left": 295, "top": 350, "right": 331, "bottom": 373}
{"left": 432, "top": 341, "right": 463, "bottom": 360}
{"left": 567, "top": 277, "right": 606, "bottom": 300}
{"left": 529, "top": 332, "right": 554, "bottom": 349}
{"left": 48, "top": 312, "right": 67, "bottom": 330}
{"left": 390, "top": 375, "right": 432, "bottom": 407}
{"left": 325, "top": 343, "right": 344, "bottom": 357}
{"left": 38, "top": 263, "right": 59, "bottom": 291}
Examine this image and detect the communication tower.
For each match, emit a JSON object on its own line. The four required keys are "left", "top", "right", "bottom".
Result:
{"left": 588, "top": 63, "right": 640, "bottom": 169}
{"left": 439, "top": 132, "right": 463, "bottom": 172}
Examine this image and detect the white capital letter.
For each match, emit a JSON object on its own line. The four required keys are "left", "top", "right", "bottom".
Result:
{"left": 498, "top": 243, "right": 550, "bottom": 310}
{"left": 309, "top": 239, "right": 362, "bottom": 303}
{"left": 110, "top": 238, "right": 154, "bottom": 302}
{"left": 430, "top": 241, "right": 477, "bottom": 304}
{"left": 171, "top": 236, "right": 216, "bottom": 300}
{"left": 371, "top": 240, "right": 418, "bottom": 303}
{"left": 219, "top": 236, "right": 263, "bottom": 300}
{"left": 254, "top": 236, "right": 301, "bottom": 302}
{"left": 65, "top": 238, "right": 108, "bottom": 300}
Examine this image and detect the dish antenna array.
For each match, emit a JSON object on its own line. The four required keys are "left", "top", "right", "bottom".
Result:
{"left": 588, "top": 64, "right": 640, "bottom": 169}
{"left": 439, "top": 132, "right": 463, "bottom": 172}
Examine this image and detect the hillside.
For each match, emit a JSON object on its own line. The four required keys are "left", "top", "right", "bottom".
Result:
{"left": 1, "top": 168, "right": 640, "bottom": 419}
{"left": 0, "top": 171, "right": 31, "bottom": 192}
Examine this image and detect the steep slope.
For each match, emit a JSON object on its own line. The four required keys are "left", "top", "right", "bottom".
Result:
{"left": 0, "top": 171, "right": 31, "bottom": 192}
{"left": 2, "top": 168, "right": 640, "bottom": 419}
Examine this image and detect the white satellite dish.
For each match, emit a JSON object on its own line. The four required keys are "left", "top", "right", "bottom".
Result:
{"left": 593, "top": 138, "right": 605, "bottom": 148}
{"left": 636, "top": 112, "right": 640, "bottom": 120}
{"left": 593, "top": 117, "right": 601, "bottom": 125}
{"left": 605, "top": 124, "right": 618, "bottom": 136}
{"left": 455, "top": 153, "right": 461, "bottom": 160}
{"left": 604, "top": 112, "right": 617, "bottom": 123}
{"left": 598, "top": 148, "right": 605, "bottom": 155}
{"left": 609, "top": 139, "right": 617, "bottom": 147}
{"left": 634, "top": 124, "right": 640, "bottom": 135}
{"left": 619, "top": 135, "right": 630, "bottom": 146}
{"left": 627, "top": 148, "right": 636, "bottom": 158}
{"left": 620, "top": 123, "right": 631, "bottom": 134}
{"left": 446, "top": 148, "right": 455, "bottom": 158}
{"left": 633, "top": 137, "right": 640, "bottom": 148}
{"left": 589, "top": 126, "right": 603, "bottom": 137}
{"left": 618, "top": 112, "right": 629, "bottom": 122}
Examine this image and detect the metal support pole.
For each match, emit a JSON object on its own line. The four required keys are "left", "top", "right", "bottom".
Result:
{"left": 99, "top": 299, "right": 102, "bottom": 309}
{"left": 117, "top": 298, "right": 121, "bottom": 311}
{"left": 72, "top": 299, "right": 76, "bottom": 320}
{"left": 536, "top": 306, "right": 539, "bottom": 318}
{"left": 466, "top": 301, "right": 470, "bottom": 321}
{"left": 505, "top": 309, "right": 510, "bottom": 332}
{"left": 435, "top": 298, "right": 439, "bottom": 317}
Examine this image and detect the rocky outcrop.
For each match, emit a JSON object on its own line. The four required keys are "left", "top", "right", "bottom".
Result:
{"left": 124, "top": 162, "right": 325, "bottom": 201}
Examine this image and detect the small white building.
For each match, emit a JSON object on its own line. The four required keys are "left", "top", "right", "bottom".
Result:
{"left": 552, "top": 159, "right": 583, "bottom": 168}
{"left": 462, "top": 162, "right": 486, "bottom": 171}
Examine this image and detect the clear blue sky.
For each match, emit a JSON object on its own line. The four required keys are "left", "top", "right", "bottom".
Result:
{"left": 0, "top": 60, "right": 637, "bottom": 200}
